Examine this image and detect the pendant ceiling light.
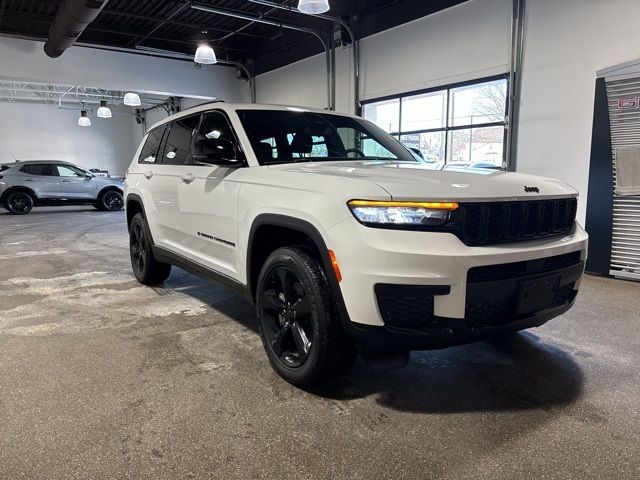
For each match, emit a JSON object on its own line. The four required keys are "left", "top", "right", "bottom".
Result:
{"left": 123, "top": 92, "right": 141, "bottom": 107}
{"left": 194, "top": 44, "right": 217, "bottom": 64}
{"left": 78, "top": 110, "right": 91, "bottom": 127}
{"left": 298, "top": 0, "right": 330, "bottom": 14}
{"left": 97, "top": 100, "right": 112, "bottom": 119}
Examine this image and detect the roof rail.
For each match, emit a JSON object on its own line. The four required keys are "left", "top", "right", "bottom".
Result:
{"left": 184, "top": 99, "right": 226, "bottom": 110}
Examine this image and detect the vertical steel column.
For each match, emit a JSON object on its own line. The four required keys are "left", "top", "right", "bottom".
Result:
{"left": 353, "top": 36, "right": 361, "bottom": 115}
{"left": 506, "top": 0, "right": 526, "bottom": 171}
{"left": 249, "top": 74, "right": 257, "bottom": 103}
{"left": 330, "top": 33, "right": 336, "bottom": 110}
{"left": 325, "top": 36, "right": 332, "bottom": 109}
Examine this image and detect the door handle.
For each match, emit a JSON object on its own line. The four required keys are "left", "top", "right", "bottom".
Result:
{"left": 144, "top": 171, "right": 154, "bottom": 180}
{"left": 62, "top": 179, "right": 72, "bottom": 183}
{"left": 25, "top": 178, "right": 34, "bottom": 182}
{"left": 181, "top": 173, "right": 195, "bottom": 184}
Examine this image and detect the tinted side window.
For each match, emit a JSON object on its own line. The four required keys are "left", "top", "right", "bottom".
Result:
{"left": 0, "top": 165, "right": 9, "bottom": 173}
{"left": 20, "top": 164, "right": 55, "bottom": 176}
{"left": 138, "top": 126, "right": 166, "bottom": 164}
{"left": 192, "top": 111, "right": 240, "bottom": 163}
{"left": 161, "top": 115, "right": 200, "bottom": 165}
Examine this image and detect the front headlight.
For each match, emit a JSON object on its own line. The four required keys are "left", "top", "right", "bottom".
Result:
{"left": 347, "top": 200, "right": 459, "bottom": 227}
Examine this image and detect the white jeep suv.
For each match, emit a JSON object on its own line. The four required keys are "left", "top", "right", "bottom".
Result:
{"left": 125, "top": 102, "right": 588, "bottom": 385}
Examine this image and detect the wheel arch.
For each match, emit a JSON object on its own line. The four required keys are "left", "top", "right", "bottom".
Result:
{"left": 125, "top": 193, "right": 145, "bottom": 231}
{"left": 97, "top": 185, "right": 123, "bottom": 199}
{"left": 0, "top": 186, "right": 38, "bottom": 205}
{"left": 247, "top": 214, "right": 344, "bottom": 305}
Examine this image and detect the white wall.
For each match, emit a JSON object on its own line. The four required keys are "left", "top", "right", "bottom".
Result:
{"left": 0, "top": 36, "right": 249, "bottom": 101}
{"left": 517, "top": 0, "right": 640, "bottom": 223}
{"left": 0, "top": 102, "right": 138, "bottom": 175}
{"left": 256, "top": 0, "right": 511, "bottom": 114}
{"left": 0, "top": 36, "right": 250, "bottom": 175}
{"left": 256, "top": 0, "right": 640, "bottom": 224}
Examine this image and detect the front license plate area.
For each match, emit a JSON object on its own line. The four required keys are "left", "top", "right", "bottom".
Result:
{"left": 516, "top": 275, "right": 561, "bottom": 315}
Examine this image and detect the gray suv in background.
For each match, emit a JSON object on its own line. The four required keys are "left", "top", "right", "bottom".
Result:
{"left": 0, "top": 160, "right": 124, "bottom": 215}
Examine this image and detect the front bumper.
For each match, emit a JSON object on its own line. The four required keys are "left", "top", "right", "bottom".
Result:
{"left": 324, "top": 217, "right": 588, "bottom": 350}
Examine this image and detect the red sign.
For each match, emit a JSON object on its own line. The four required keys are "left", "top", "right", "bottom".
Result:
{"left": 618, "top": 97, "right": 640, "bottom": 109}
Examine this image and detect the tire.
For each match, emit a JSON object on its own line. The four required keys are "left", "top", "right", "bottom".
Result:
{"left": 489, "top": 330, "right": 523, "bottom": 342}
{"left": 129, "top": 213, "right": 172, "bottom": 285}
{"left": 98, "top": 190, "right": 124, "bottom": 211}
{"left": 256, "top": 246, "right": 357, "bottom": 386}
{"left": 4, "top": 191, "right": 34, "bottom": 215}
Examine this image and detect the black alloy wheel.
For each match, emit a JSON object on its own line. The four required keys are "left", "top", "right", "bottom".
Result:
{"left": 256, "top": 247, "right": 357, "bottom": 386}
{"left": 130, "top": 220, "right": 147, "bottom": 278}
{"left": 128, "top": 213, "right": 172, "bottom": 285}
{"left": 6, "top": 192, "right": 33, "bottom": 215}
{"left": 102, "top": 190, "right": 123, "bottom": 211}
{"left": 260, "top": 266, "right": 314, "bottom": 368}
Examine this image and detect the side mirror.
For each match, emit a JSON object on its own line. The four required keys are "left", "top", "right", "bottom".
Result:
{"left": 408, "top": 147, "right": 425, "bottom": 161}
{"left": 193, "top": 138, "right": 241, "bottom": 167}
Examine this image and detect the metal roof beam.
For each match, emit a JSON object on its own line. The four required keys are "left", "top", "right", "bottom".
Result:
{"left": 100, "top": 8, "right": 278, "bottom": 41}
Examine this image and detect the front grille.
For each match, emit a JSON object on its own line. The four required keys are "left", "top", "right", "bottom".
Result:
{"left": 467, "top": 251, "right": 582, "bottom": 283}
{"left": 451, "top": 198, "right": 578, "bottom": 246}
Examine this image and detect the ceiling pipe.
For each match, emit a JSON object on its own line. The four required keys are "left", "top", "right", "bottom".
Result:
{"left": 44, "top": 0, "right": 110, "bottom": 58}
{"left": 190, "top": 3, "right": 332, "bottom": 109}
{"left": 247, "top": 0, "right": 360, "bottom": 115}
{"left": 191, "top": 3, "right": 327, "bottom": 41}
{"left": 217, "top": 3, "right": 281, "bottom": 43}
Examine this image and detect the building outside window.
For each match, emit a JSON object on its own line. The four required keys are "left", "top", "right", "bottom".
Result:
{"left": 362, "top": 76, "right": 508, "bottom": 169}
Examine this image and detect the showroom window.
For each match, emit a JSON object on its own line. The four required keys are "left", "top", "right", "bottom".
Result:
{"left": 362, "top": 76, "right": 508, "bottom": 167}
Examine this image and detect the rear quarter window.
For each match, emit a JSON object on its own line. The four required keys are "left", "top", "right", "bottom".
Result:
{"left": 139, "top": 126, "right": 166, "bottom": 164}
{"left": 19, "top": 164, "right": 55, "bottom": 176}
{"left": 0, "top": 165, "right": 9, "bottom": 173}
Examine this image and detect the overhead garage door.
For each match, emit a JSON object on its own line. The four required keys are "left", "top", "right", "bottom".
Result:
{"left": 606, "top": 77, "right": 640, "bottom": 280}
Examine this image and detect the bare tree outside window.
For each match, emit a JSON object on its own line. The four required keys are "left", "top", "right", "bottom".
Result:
{"left": 363, "top": 77, "right": 508, "bottom": 167}
{"left": 472, "top": 82, "right": 507, "bottom": 123}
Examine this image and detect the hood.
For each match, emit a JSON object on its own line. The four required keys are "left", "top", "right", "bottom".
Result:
{"left": 268, "top": 161, "right": 577, "bottom": 201}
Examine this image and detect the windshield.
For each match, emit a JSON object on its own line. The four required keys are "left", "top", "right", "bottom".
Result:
{"left": 237, "top": 109, "right": 416, "bottom": 166}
